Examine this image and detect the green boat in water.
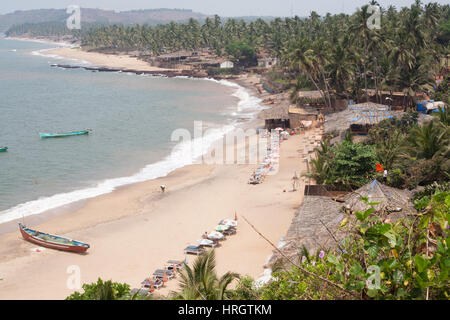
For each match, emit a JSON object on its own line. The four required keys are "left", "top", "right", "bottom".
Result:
{"left": 0, "top": 146, "right": 7, "bottom": 152}
{"left": 39, "top": 130, "right": 91, "bottom": 138}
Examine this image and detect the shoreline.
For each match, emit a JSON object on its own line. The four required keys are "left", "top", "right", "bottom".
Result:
{"left": 0, "top": 38, "right": 272, "bottom": 228}
{"left": 0, "top": 41, "right": 311, "bottom": 300}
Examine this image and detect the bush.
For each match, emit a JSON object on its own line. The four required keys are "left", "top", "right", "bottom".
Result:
{"left": 66, "top": 278, "right": 131, "bottom": 300}
{"left": 248, "top": 196, "right": 449, "bottom": 300}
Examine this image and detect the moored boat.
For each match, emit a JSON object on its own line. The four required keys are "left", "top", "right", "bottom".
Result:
{"left": 39, "top": 130, "right": 91, "bottom": 138}
{"left": 19, "top": 223, "right": 90, "bottom": 253}
{"left": 0, "top": 146, "right": 7, "bottom": 152}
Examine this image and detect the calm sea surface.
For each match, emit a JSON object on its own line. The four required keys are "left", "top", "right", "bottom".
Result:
{"left": 0, "top": 37, "right": 260, "bottom": 223}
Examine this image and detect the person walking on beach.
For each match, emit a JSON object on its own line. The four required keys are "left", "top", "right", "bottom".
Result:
{"left": 160, "top": 185, "right": 166, "bottom": 193}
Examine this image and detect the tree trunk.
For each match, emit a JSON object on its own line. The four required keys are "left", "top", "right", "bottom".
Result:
{"left": 308, "top": 73, "right": 329, "bottom": 109}
{"left": 364, "top": 37, "right": 368, "bottom": 102}
{"left": 319, "top": 67, "right": 333, "bottom": 111}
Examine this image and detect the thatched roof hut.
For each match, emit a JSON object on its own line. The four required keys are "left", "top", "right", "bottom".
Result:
{"left": 258, "top": 105, "right": 290, "bottom": 129}
{"left": 258, "top": 105, "right": 290, "bottom": 121}
{"left": 343, "top": 180, "right": 416, "bottom": 220}
{"left": 325, "top": 102, "right": 394, "bottom": 135}
{"left": 258, "top": 105, "right": 319, "bottom": 130}
{"left": 268, "top": 195, "right": 346, "bottom": 266}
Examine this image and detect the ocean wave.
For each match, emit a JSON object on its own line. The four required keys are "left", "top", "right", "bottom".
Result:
{"left": 0, "top": 123, "right": 235, "bottom": 224}
{"left": 0, "top": 77, "right": 264, "bottom": 224}
{"left": 31, "top": 48, "right": 92, "bottom": 66}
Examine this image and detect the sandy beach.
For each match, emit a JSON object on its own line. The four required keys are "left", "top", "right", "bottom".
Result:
{"left": 0, "top": 47, "right": 323, "bottom": 299}
{"left": 45, "top": 47, "right": 172, "bottom": 72}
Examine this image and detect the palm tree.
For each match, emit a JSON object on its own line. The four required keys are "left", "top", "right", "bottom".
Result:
{"left": 403, "top": 120, "right": 449, "bottom": 160}
{"left": 284, "top": 40, "right": 330, "bottom": 109}
{"left": 349, "top": 5, "right": 373, "bottom": 102}
{"left": 172, "top": 250, "right": 239, "bottom": 300}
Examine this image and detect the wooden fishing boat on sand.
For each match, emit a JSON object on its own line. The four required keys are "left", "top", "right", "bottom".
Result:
{"left": 19, "top": 223, "right": 90, "bottom": 253}
{"left": 0, "top": 146, "right": 7, "bottom": 152}
{"left": 39, "top": 129, "right": 91, "bottom": 138}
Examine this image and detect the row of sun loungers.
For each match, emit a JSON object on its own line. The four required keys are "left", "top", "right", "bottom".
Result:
{"left": 134, "top": 219, "right": 238, "bottom": 296}
{"left": 248, "top": 137, "right": 281, "bottom": 185}
{"left": 184, "top": 218, "right": 238, "bottom": 256}
{"left": 133, "top": 260, "right": 185, "bottom": 296}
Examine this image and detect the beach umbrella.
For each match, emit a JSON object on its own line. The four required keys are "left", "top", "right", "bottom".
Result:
{"left": 208, "top": 231, "right": 224, "bottom": 240}
{"left": 197, "top": 239, "right": 214, "bottom": 246}
{"left": 172, "top": 265, "right": 177, "bottom": 277}
{"left": 222, "top": 219, "right": 238, "bottom": 227}
{"left": 149, "top": 280, "right": 155, "bottom": 293}
{"left": 275, "top": 127, "right": 283, "bottom": 131}
{"left": 215, "top": 225, "right": 230, "bottom": 232}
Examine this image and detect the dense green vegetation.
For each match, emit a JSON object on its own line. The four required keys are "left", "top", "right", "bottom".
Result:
{"left": 235, "top": 192, "right": 449, "bottom": 300}
{"left": 75, "top": 2, "right": 448, "bottom": 105}
{"left": 310, "top": 108, "right": 449, "bottom": 191}
{"left": 66, "top": 278, "right": 132, "bottom": 300}
{"left": 6, "top": 2, "right": 449, "bottom": 106}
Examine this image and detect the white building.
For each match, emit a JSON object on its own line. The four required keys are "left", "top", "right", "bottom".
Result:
{"left": 220, "top": 61, "right": 234, "bottom": 69}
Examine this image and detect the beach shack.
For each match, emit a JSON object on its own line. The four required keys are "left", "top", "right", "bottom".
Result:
{"left": 268, "top": 193, "right": 346, "bottom": 263}
{"left": 258, "top": 105, "right": 290, "bottom": 130}
{"left": 325, "top": 102, "right": 393, "bottom": 136}
{"left": 343, "top": 180, "right": 416, "bottom": 220}
{"left": 258, "top": 105, "right": 319, "bottom": 130}
{"left": 288, "top": 106, "right": 318, "bottom": 128}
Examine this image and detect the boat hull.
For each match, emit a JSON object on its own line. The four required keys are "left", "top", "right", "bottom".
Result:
{"left": 39, "top": 130, "right": 90, "bottom": 138}
{"left": 19, "top": 223, "right": 89, "bottom": 253}
{"left": 0, "top": 147, "right": 7, "bottom": 152}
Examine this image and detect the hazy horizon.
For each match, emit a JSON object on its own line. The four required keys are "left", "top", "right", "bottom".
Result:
{"left": 0, "top": 0, "right": 449, "bottom": 17}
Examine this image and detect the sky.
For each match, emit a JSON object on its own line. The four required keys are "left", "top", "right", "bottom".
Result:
{"left": 0, "top": 0, "right": 448, "bottom": 16}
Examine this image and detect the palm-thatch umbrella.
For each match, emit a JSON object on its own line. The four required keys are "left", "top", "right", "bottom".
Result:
{"left": 343, "top": 180, "right": 416, "bottom": 219}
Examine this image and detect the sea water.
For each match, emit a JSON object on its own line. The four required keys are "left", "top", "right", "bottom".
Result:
{"left": 0, "top": 37, "right": 263, "bottom": 224}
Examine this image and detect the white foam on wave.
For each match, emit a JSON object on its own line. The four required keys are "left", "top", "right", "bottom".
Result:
{"left": 0, "top": 123, "right": 235, "bottom": 224}
{"left": 31, "top": 48, "right": 92, "bottom": 66}
{"left": 0, "top": 77, "right": 264, "bottom": 224}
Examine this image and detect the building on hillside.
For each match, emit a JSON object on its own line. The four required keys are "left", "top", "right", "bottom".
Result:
{"left": 220, "top": 61, "right": 234, "bottom": 69}
{"left": 258, "top": 57, "right": 278, "bottom": 68}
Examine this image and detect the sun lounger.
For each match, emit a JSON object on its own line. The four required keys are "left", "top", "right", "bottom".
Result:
{"left": 153, "top": 269, "right": 175, "bottom": 278}
{"left": 166, "top": 260, "right": 185, "bottom": 270}
{"left": 167, "top": 260, "right": 184, "bottom": 266}
{"left": 184, "top": 245, "right": 205, "bottom": 255}
{"left": 197, "top": 239, "right": 217, "bottom": 248}
{"left": 222, "top": 228, "right": 237, "bottom": 236}
{"left": 141, "top": 278, "right": 164, "bottom": 289}
{"left": 131, "top": 288, "right": 150, "bottom": 296}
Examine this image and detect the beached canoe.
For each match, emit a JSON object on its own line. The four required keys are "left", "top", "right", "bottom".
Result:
{"left": 0, "top": 146, "right": 7, "bottom": 152}
{"left": 39, "top": 130, "right": 90, "bottom": 138}
{"left": 19, "top": 223, "right": 90, "bottom": 253}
